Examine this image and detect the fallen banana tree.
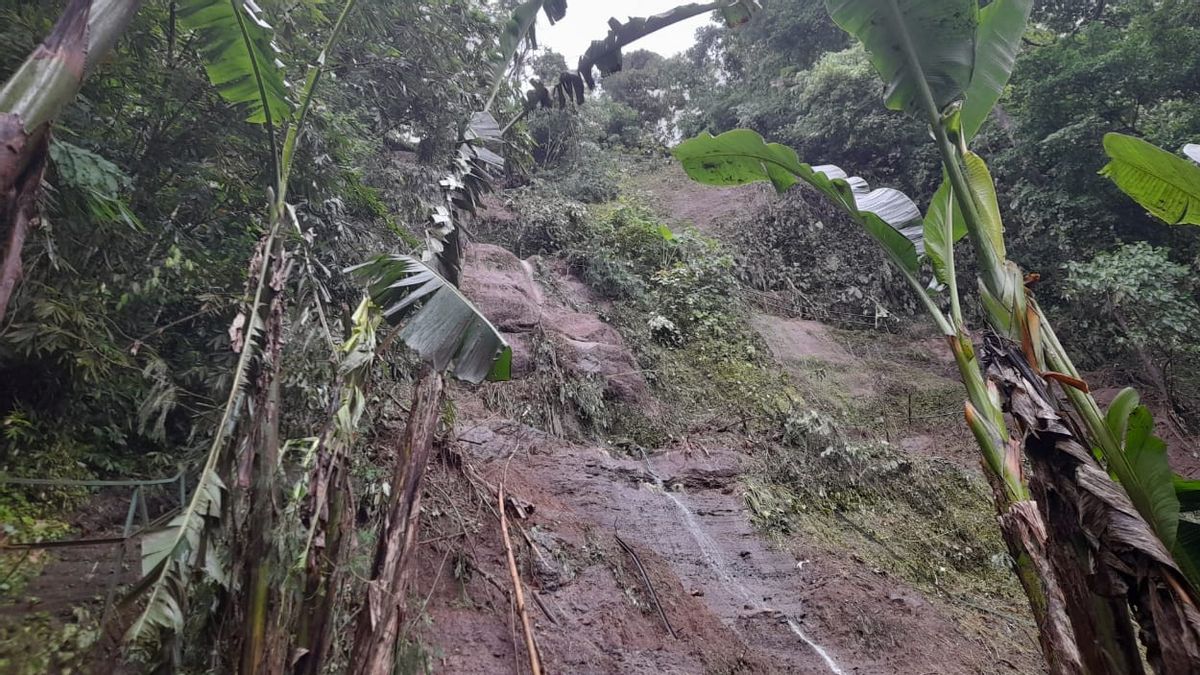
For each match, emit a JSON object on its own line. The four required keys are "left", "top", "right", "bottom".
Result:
{"left": 672, "top": 0, "right": 1200, "bottom": 671}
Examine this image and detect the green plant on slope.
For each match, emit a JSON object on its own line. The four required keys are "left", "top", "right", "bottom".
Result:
{"left": 673, "top": 0, "right": 1200, "bottom": 672}
{"left": 42, "top": 0, "right": 514, "bottom": 670}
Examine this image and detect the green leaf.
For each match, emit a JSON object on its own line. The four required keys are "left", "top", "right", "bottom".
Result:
{"left": 1176, "top": 476, "right": 1200, "bottom": 513}
{"left": 348, "top": 254, "right": 511, "bottom": 383}
{"left": 1121, "top": 405, "right": 1180, "bottom": 549}
{"left": 923, "top": 178, "right": 966, "bottom": 285}
{"left": 962, "top": 151, "right": 1006, "bottom": 260}
{"left": 1104, "top": 387, "right": 1141, "bottom": 448}
{"left": 673, "top": 129, "right": 923, "bottom": 273}
{"left": 177, "top": 0, "right": 294, "bottom": 124}
{"left": 1101, "top": 133, "right": 1200, "bottom": 226}
{"left": 961, "top": 0, "right": 1031, "bottom": 141}
{"left": 825, "top": 0, "right": 977, "bottom": 116}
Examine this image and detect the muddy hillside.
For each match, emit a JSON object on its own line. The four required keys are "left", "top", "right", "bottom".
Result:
{"left": 405, "top": 160, "right": 1048, "bottom": 674}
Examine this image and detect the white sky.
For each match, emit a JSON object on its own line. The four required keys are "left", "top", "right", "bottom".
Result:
{"left": 537, "top": 1, "right": 716, "bottom": 64}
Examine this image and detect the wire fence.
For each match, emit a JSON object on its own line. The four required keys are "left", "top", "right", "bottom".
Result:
{"left": 0, "top": 470, "right": 190, "bottom": 623}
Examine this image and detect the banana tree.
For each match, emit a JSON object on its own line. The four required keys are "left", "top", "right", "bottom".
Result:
{"left": 674, "top": 0, "right": 1200, "bottom": 671}
{"left": 112, "top": 0, "right": 509, "bottom": 672}
{"left": 0, "top": 0, "right": 143, "bottom": 323}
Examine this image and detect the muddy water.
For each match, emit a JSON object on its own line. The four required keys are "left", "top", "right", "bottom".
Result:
{"left": 638, "top": 451, "right": 846, "bottom": 675}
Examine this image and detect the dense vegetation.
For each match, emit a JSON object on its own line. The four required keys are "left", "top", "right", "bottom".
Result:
{"left": 1, "top": 0, "right": 1199, "bottom": 673}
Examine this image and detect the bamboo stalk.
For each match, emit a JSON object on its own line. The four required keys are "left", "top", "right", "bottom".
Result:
{"left": 499, "top": 483, "right": 543, "bottom": 675}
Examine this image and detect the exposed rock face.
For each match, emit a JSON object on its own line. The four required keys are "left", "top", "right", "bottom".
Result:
{"left": 461, "top": 243, "right": 647, "bottom": 404}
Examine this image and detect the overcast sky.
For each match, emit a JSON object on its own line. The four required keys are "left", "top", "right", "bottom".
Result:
{"left": 537, "top": 1, "right": 716, "bottom": 64}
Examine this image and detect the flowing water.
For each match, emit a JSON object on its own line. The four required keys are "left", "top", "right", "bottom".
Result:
{"left": 640, "top": 452, "right": 847, "bottom": 674}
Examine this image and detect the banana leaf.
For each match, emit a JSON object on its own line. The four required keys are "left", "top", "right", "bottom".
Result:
{"left": 177, "top": 0, "right": 293, "bottom": 124}
{"left": 348, "top": 254, "right": 511, "bottom": 383}
{"left": 1101, "top": 133, "right": 1200, "bottom": 226}
{"left": 825, "top": 0, "right": 977, "bottom": 116}
{"left": 961, "top": 0, "right": 1032, "bottom": 141}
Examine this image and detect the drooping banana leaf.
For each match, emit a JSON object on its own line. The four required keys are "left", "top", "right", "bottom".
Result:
{"left": 577, "top": 2, "right": 759, "bottom": 87}
{"left": 348, "top": 254, "right": 511, "bottom": 383}
{"left": 960, "top": 0, "right": 1032, "bottom": 142}
{"left": 423, "top": 112, "right": 505, "bottom": 284}
{"left": 825, "top": 0, "right": 977, "bottom": 116}
{"left": 177, "top": 0, "right": 294, "bottom": 125}
{"left": 1104, "top": 387, "right": 1182, "bottom": 551}
{"left": 673, "top": 129, "right": 922, "bottom": 273}
{"left": 493, "top": 0, "right": 567, "bottom": 87}
{"left": 123, "top": 469, "right": 226, "bottom": 648}
{"left": 1101, "top": 133, "right": 1200, "bottom": 226}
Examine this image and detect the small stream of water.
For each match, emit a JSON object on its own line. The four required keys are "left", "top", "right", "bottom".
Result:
{"left": 638, "top": 453, "right": 846, "bottom": 675}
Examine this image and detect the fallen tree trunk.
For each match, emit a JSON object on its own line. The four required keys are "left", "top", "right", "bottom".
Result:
{"left": 348, "top": 367, "right": 444, "bottom": 675}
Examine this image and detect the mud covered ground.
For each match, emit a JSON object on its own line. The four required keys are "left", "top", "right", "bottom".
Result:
{"left": 409, "top": 207, "right": 1044, "bottom": 674}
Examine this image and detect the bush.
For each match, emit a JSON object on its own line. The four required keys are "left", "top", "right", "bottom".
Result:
{"left": 728, "top": 185, "right": 920, "bottom": 328}
{"left": 1065, "top": 242, "right": 1200, "bottom": 415}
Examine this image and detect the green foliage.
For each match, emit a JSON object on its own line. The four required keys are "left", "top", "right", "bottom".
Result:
{"left": 1065, "top": 242, "right": 1200, "bottom": 409}
{"left": 1065, "top": 242, "right": 1200, "bottom": 359}
{"left": 177, "top": 0, "right": 294, "bottom": 125}
{"left": 1101, "top": 132, "right": 1200, "bottom": 226}
{"left": 0, "top": 608, "right": 99, "bottom": 675}
{"left": 597, "top": 50, "right": 686, "bottom": 143}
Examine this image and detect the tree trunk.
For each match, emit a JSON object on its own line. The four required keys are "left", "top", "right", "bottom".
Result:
{"left": 993, "top": 497, "right": 1085, "bottom": 674}
{"left": 0, "top": 0, "right": 143, "bottom": 322}
{"left": 0, "top": 132, "right": 46, "bottom": 324}
{"left": 294, "top": 460, "right": 353, "bottom": 675}
{"left": 982, "top": 334, "right": 1200, "bottom": 674}
{"left": 349, "top": 367, "right": 444, "bottom": 675}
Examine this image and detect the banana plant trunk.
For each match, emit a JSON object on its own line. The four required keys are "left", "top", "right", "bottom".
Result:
{"left": 294, "top": 461, "right": 353, "bottom": 675}
{"left": 0, "top": 0, "right": 142, "bottom": 322}
{"left": 349, "top": 367, "right": 445, "bottom": 675}
{"left": 980, "top": 335, "right": 1200, "bottom": 674}
{"left": 992, "top": 496, "right": 1085, "bottom": 674}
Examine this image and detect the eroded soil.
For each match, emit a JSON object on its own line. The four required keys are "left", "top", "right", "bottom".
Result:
{"left": 412, "top": 230, "right": 1041, "bottom": 673}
